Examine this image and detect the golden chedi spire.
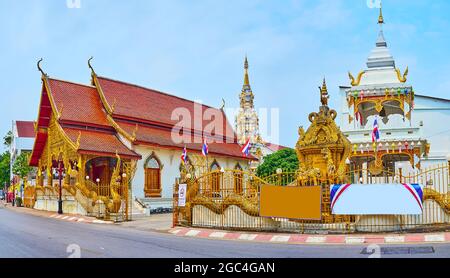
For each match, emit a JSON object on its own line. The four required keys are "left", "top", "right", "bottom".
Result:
{"left": 378, "top": 2, "right": 384, "bottom": 25}
{"left": 243, "top": 55, "right": 250, "bottom": 88}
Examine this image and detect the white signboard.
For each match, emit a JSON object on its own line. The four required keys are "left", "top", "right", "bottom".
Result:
{"left": 178, "top": 184, "right": 187, "bottom": 207}
{"left": 331, "top": 183, "right": 424, "bottom": 215}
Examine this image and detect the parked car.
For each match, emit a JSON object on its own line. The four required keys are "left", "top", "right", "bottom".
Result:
{"left": 0, "top": 190, "right": 4, "bottom": 200}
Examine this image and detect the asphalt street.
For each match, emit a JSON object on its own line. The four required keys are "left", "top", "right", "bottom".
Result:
{"left": 0, "top": 206, "right": 449, "bottom": 258}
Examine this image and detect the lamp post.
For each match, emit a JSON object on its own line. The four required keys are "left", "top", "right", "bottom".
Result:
{"left": 276, "top": 168, "right": 282, "bottom": 185}
{"left": 57, "top": 160, "right": 64, "bottom": 214}
{"left": 122, "top": 173, "right": 128, "bottom": 220}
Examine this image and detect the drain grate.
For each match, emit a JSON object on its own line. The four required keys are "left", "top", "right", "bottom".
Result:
{"left": 361, "top": 246, "right": 435, "bottom": 255}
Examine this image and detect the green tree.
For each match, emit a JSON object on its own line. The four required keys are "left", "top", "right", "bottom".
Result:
{"left": 0, "top": 151, "right": 10, "bottom": 186}
{"left": 256, "top": 148, "right": 299, "bottom": 177}
{"left": 3, "top": 131, "right": 12, "bottom": 149}
{"left": 12, "top": 151, "right": 33, "bottom": 180}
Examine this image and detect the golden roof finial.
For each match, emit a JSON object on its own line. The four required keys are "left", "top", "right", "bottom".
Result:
{"left": 132, "top": 124, "right": 139, "bottom": 140}
{"left": 76, "top": 131, "right": 81, "bottom": 148}
{"left": 37, "top": 58, "right": 48, "bottom": 77}
{"left": 319, "top": 78, "right": 329, "bottom": 106}
{"left": 321, "top": 78, "right": 328, "bottom": 93}
{"left": 243, "top": 55, "right": 250, "bottom": 87}
{"left": 88, "top": 56, "right": 96, "bottom": 75}
{"left": 378, "top": 1, "right": 384, "bottom": 25}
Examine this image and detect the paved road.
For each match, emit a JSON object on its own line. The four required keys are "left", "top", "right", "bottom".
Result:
{"left": 0, "top": 206, "right": 449, "bottom": 258}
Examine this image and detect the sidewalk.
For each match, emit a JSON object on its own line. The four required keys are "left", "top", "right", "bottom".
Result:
{"left": 118, "top": 213, "right": 173, "bottom": 231}
{"left": 2, "top": 202, "right": 111, "bottom": 224}
{"left": 168, "top": 227, "right": 450, "bottom": 245}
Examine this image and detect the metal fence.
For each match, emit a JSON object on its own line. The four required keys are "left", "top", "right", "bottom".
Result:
{"left": 173, "top": 164, "right": 449, "bottom": 234}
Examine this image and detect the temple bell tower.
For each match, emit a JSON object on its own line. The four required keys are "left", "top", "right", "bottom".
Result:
{"left": 235, "top": 56, "right": 260, "bottom": 145}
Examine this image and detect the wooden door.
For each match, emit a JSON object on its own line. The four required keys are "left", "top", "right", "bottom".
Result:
{"left": 145, "top": 168, "right": 161, "bottom": 197}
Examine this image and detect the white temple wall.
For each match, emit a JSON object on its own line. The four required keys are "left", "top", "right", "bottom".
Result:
{"left": 131, "top": 145, "right": 250, "bottom": 201}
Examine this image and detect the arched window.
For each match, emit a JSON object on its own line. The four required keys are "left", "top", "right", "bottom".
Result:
{"left": 210, "top": 160, "right": 221, "bottom": 194}
{"left": 234, "top": 164, "right": 243, "bottom": 194}
{"left": 144, "top": 154, "right": 162, "bottom": 198}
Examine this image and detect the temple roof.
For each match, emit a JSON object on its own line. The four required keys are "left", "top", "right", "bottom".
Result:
{"left": 115, "top": 120, "right": 254, "bottom": 160}
{"left": 96, "top": 76, "right": 236, "bottom": 141}
{"left": 48, "top": 78, "right": 110, "bottom": 127}
{"left": 30, "top": 76, "right": 140, "bottom": 166}
{"left": 63, "top": 127, "right": 140, "bottom": 159}
{"left": 15, "top": 121, "right": 36, "bottom": 138}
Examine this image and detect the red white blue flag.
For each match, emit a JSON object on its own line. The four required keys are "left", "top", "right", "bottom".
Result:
{"left": 241, "top": 138, "right": 251, "bottom": 157}
{"left": 181, "top": 146, "right": 188, "bottom": 163}
{"left": 202, "top": 138, "right": 209, "bottom": 157}
{"left": 372, "top": 116, "right": 380, "bottom": 143}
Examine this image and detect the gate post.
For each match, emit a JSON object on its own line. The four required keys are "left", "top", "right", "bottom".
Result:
{"left": 172, "top": 181, "right": 178, "bottom": 228}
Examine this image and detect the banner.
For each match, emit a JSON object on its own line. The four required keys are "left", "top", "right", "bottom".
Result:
{"left": 178, "top": 184, "right": 187, "bottom": 207}
{"left": 260, "top": 185, "right": 322, "bottom": 220}
{"left": 330, "top": 183, "right": 423, "bottom": 215}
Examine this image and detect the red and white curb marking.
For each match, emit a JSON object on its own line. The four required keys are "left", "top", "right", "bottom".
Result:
{"left": 49, "top": 213, "right": 112, "bottom": 224}
{"left": 169, "top": 228, "right": 450, "bottom": 245}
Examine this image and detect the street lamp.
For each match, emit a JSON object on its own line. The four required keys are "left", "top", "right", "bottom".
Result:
{"left": 57, "top": 160, "right": 64, "bottom": 214}
{"left": 276, "top": 168, "right": 282, "bottom": 185}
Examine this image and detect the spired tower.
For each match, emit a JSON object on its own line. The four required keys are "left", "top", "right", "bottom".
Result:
{"left": 341, "top": 4, "right": 429, "bottom": 175}
{"left": 235, "top": 56, "right": 260, "bottom": 145}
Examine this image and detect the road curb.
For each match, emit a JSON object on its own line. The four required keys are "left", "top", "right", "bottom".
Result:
{"left": 4, "top": 205, "right": 113, "bottom": 225}
{"left": 169, "top": 227, "right": 450, "bottom": 245}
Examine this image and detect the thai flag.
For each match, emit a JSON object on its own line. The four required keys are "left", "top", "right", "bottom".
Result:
{"left": 241, "top": 138, "right": 251, "bottom": 157}
{"left": 372, "top": 116, "right": 380, "bottom": 143}
{"left": 201, "top": 138, "right": 209, "bottom": 157}
{"left": 181, "top": 146, "right": 188, "bottom": 163}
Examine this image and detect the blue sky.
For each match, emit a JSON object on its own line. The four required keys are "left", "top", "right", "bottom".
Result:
{"left": 1, "top": 0, "right": 449, "bottom": 150}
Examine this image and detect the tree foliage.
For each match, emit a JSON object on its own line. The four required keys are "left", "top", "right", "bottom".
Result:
{"left": 0, "top": 151, "right": 10, "bottom": 186}
{"left": 3, "top": 131, "right": 12, "bottom": 149}
{"left": 256, "top": 148, "right": 299, "bottom": 177}
{"left": 12, "top": 151, "right": 33, "bottom": 179}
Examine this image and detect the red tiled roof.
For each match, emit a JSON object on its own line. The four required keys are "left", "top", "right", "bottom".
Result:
{"left": 265, "top": 143, "right": 290, "bottom": 152}
{"left": 116, "top": 121, "right": 254, "bottom": 160}
{"left": 96, "top": 77, "right": 236, "bottom": 140}
{"left": 63, "top": 127, "right": 141, "bottom": 159}
{"left": 15, "top": 121, "right": 36, "bottom": 138}
{"left": 48, "top": 79, "right": 110, "bottom": 127}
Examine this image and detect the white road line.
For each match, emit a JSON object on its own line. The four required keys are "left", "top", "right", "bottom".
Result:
{"left": 238, "top": 234, "right": 258, "bottom": 241}
{"left": 345, "top": 237, "right": 366, "bottom": 244}
{"left": 62, "top": 216, "right": 69, "bottom": 220}
{"left": 185, "top": 230, "right": 201, "bottom": 237}
{"left": 306, "top": 236, "right": 327, "bottom": 243}
{"left": 49, "top": 214, "right": 57, "bottom": 218}
{"left": 270, "top": 235, "right": 291, "bottom": 242}
{"left": 209, "top": 232, "right": 227, "bottom": 238}
{"left": 170, "top": 229, "right": 182, "bottom": 235}
{"left": 77, "top": 218, "right": 85, "bottom": 222}
{"left": 424, "top": 234, "right": 445, "bottom": 242}
{"left": 385, "top": 236, "right": 405, "bottom": 243}
{"left": 55, "top": 215, "right": 63, "bottom": 219}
